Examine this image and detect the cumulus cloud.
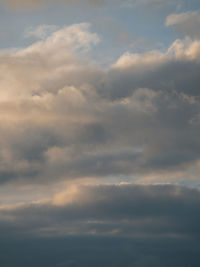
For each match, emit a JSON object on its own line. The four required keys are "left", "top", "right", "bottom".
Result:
{"left": 113, "top": 37, "right": 200, "bottom": 69}
{"left": 0, "top": 12, "right": 200, "bottom": 265}
{"left": 102, "top": 37, "right": 200, "bottom": 102}
{"left": 0, "top": 24, "right": 200, "bottom": 186}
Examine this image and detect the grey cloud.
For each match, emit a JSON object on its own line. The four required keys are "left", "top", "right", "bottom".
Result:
{"left": 2, "top": 88, "right": 199, "bottom": 184}
{"left": 0, "top": 185, "right": 200, "bottom": 266}
{"left": 0, "top": 184, "right": 200, "bottom": 239}
{"left": 0, "top": 26, "right": 200, "bottom": 185}
{"left": 100, "top": 59, "right": 200, "bottom": 99}
{"left": 0, "top": 235, "right": 199, "bottom": 267}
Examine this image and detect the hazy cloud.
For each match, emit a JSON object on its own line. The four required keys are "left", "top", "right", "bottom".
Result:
{"left": 166, "top": 10, "right": 200, "bottom": 37}
{"left": 24, "top": 24, "right": 58, "bottom": 39}
{"left": 0, "top": 184, "right": 200, "bottom": 239}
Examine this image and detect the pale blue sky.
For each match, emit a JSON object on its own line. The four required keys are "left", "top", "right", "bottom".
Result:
{"left": 0, "top": 0, "right": 199, "bottom": 62}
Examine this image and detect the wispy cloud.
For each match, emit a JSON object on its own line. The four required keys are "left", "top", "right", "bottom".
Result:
{"left": 166, "top": 10, "right": 200, "bottom": 37}
{"left": 24, "top": 24, "right": 58, "bottom": 39}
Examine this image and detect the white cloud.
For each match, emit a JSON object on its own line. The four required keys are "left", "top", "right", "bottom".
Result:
{"left": 166, "top": 10, "right": 200, "bottom": 37}
{"left": 24, "top": 24, "right": 58, "bottom": 40}
{"left": 113, "top": 38, "right": 200, "bottom": 70}
{"left": 0, "top": 23, "right": 100, "bottom": 101}
{"left": 166, "top": 10, "right": 200, "bottom": 26}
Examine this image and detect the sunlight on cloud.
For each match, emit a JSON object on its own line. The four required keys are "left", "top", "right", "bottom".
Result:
{"left": 113, "top": 38, "right": 200, "bottom": 69}
{"left": 0, "top": 19, "right": 199, "bottom": 189}
{"left": 166, "top": 10, "right": 200, "bottom": 26}
{"left": 166, "top": 10, "right": 200, "bottom": 37}
{"left": 0, "top": 2, "right": 200, "bottom": 265}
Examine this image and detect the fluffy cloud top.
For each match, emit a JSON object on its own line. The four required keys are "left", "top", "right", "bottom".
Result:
{"left": 0, "top": 23, "right": 200, "bottom": 186}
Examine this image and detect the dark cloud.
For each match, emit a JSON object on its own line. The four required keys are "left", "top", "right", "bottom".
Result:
{"left": 0, "top": 184, "right": 200, "bottom": 266}
{"left": 0, "top": 235, "right": 199, "bottom": 267}
{"left": 1, "top": 184, "right": 200, "bottom": 237}
{"left": 98, "top": 59, "right": 200, "bottom": 100}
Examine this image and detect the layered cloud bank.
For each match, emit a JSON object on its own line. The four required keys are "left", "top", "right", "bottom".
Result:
{"left": 0, "top": 23, "right": 200, "bottom": 186}
{"left": 1, "top": 184, "right": 200, "bottom": 266}
{"left": 1, "top": 184, "right": 200, "bottom": 239}
{"left": 0, "top": 10, "right": 200, "bottom": 265}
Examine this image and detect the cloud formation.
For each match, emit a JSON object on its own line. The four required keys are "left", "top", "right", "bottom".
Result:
{"left": 0, "top": 184, "right": 200, "bottom": 267}
{"left": 166, "top": 10, "right": 200, "bottom": 37}
{"left": 0, "top": 3, "right": 200, "bottom": 265}
{"left": 1, "top": 184, "right": 200, "bottom": 238}
{"left": 24, "top": 24, "right": 58, "bottom": 39}
{"left": 0, "top": 24, "right": 200, "bottom": 185}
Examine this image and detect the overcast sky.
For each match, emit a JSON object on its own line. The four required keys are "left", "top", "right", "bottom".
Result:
{"left": 0, "top": 0, "right": 200, "bottom": 266}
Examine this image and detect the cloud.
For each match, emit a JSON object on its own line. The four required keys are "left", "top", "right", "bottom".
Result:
{"left": 166, "top": 10, "right": 200, "bottom": 37}
{"left": 0, "top": 19, "right": 200, "bottom": 265}
{"left": 113, "top": 38, "right": 200, "bottom": 69}
{"left": 166, "top": 10, "right": 200, "bottom": 26}
{"left": 0, "top": 184, "right": 200, "bottom": 239}
{"left": 102, "top": 37, "right": 200, "bottom": 100}
{"left": 24, "top": 24, "right": 58, "bottom": 40}
{"left": 1, "top": 184, "right": 200, "bottom": 266}
{"left": 0, "top": 24, "right": 200, "bottom": 185}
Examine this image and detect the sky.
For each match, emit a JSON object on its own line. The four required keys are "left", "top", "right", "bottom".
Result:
{"left": 0, "top": 0, "right": 200, "bottom": 266}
